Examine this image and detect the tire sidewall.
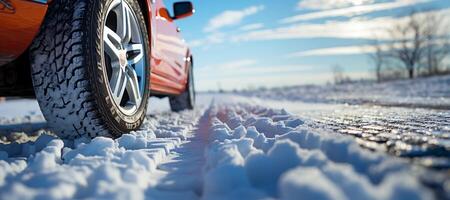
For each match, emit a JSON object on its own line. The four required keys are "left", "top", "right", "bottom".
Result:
{"left": 90, "top": 0, "right": 150, "bottom": 135}
{"left": 188, "top": 64, "right": 195, "bottom": 108}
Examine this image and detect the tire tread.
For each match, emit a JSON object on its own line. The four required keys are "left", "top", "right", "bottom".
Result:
{"left": 29, "top": 0, "right": 135, "bottom": 138}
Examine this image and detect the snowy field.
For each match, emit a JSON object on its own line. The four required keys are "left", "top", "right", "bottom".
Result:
{"left": 0, "top": 93, "right": 449, "bottom": 199}
{"left": 238, "top": 75, "right": 450, "bottom": 109}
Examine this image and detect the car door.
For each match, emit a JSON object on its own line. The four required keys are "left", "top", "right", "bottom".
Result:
{"left": 150, "top": 0, "right": 189, "bottom": 94}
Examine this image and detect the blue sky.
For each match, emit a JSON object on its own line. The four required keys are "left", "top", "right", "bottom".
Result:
{"left": 166, "top": 0, "right": 450, "bottom": 91}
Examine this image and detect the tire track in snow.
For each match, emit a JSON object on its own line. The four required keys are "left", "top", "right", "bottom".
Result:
{"left": 145, "top": 108, "right": 211, "bottom": 199}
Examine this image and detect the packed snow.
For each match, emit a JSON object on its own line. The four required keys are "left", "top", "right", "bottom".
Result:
{"left": 228, "top": 95, "right": 450, "bottom": 170}
{"left": 202, "top": 103, "right": 437, "bottom": 200}
{"left": 0, "top": 107, "right": 200, "bottom": 199}
{"left": 234, "top": 75, "right": 450, "bottom": 172}
{"left": 0, "top": 94, "right": 448, "bottom": 199}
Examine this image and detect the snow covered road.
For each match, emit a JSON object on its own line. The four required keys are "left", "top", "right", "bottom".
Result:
{"left": 232, "top": 95, "right": 450, "bottom": 169}
{"left": 0, "top": 94, "right": 448, "bottom": 199}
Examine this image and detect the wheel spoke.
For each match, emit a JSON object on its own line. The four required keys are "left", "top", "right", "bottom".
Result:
{"left": 117, "top": 0, "right": 131, "bottom": 44}
{"left": 104, "top": 26, "right": 122, "bottom": 68}
{"left": 125, "top": 66, "right": 142, "bottom": 105}
{"left": 110, "top": 68, "right": 127, "bottom": 103}
{"left": 126, "top": 44, "right": 143, "bottom": 65}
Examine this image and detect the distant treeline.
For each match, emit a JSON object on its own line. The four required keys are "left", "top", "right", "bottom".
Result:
{"left": 369, "top": 9, "right": 450, "bottom": 82}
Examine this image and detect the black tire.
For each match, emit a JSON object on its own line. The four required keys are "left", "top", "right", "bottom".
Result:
{"left": 169, "top": 63, "right": 195, "bottom": 112}
{"left": 29, "top": 0, "right": 150, "bottom": 139}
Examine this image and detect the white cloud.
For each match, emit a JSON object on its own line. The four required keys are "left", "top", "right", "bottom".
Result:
{"left": 281, "top": 0, "right": 427, "bottom": 24}
{"left": 288, "top": 37, "right": 450, "bottom": 58}
{"left": 204, "top": 5, "right": 265, "bottom": 32}
{"left": 298, "top": 0, "right": 375, "bottom": 10}
{"left": 189, "top": 8, "right": 449, "bottom": 52}
{"left": 233, "top": 8, "right": 450, "bottom": 42}
{"left": 288, "top": 44, "right": 379, "bottom": 57}
{"left": 233, "top": 17, "right": 394, "bottom": 42}
{"left": 239, "top": 23, "right": 265, "bottom": 31}
{"left": 215, "top": 59, "right": 258, "bottom": 70}
{"left": 189, "top": 32, "right": 226, "bottom": 47}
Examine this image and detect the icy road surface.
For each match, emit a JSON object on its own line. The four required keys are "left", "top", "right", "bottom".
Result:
{"left": 0, "top": 94, "right": 448, "bottom": 199}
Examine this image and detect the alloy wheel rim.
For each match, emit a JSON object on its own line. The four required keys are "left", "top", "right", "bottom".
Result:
{"left": 103, "top": 0, "right": 146, "bottom": 115}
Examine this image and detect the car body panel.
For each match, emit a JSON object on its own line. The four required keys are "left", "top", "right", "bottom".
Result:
{"left": 0, "top": 0, "right": 192, "bottom": 96}
{"left": 149, "top": 0, "right": 189, "bottom": 95}
{"left": 0, "top": 0, "right": 48, "bottom": 66}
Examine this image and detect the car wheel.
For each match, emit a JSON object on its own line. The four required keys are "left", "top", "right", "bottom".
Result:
{"left": 169, "top": 62, "right": 195, "bottom": 112}
{"left": 29, "top": 0, "right": 150, "bottom": 138}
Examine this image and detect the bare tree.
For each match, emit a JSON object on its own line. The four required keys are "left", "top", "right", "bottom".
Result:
{"left": 387, "top": 11, "right": 426, "bottom": 79}
{"left": 369, "top": 40, "right": 385, "bottom": 82}
{"left": 422, "top": 13, "right": 450, "bottom": 75}
{"left": 371, "top": 10, "right": 450, "bottom": 80}
{"left": 332, "top": 65, "right": 350, "bottom": 84}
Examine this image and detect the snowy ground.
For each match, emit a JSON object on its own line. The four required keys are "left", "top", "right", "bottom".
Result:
{"left": 236, "top": 96, "right": 450, "bottom": 169}
{"left": 0, "top": 93, "right": 449, "bottom": 199}
{"left": 238, "top": 75, "right": 450, "bottom": 109}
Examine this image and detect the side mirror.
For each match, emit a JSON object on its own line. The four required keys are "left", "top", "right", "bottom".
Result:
{"left": 172, "top": 1, "right": 194, "bottom": 20}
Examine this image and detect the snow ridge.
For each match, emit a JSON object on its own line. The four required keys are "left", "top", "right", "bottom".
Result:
{"left": 0, "top": 110, "right": 199, "bottom": 199}
{"left": 202, "top": 103, "right": 435, "bottom": 200}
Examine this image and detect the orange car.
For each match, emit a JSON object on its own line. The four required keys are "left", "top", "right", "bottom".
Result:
{"left": 0, "top": 0, "right": 195, "bottom": 138}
